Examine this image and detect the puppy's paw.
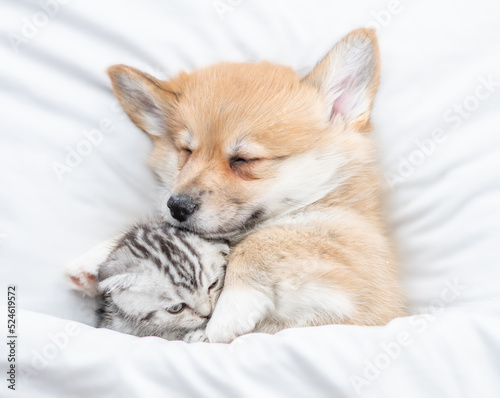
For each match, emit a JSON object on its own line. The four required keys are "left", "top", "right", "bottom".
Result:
{"left": 183, "top": 329, "right": 208, "bottom": 343}
{"left": 205, "top": 316, "right": 252, "bottom": 344}
{"left": 64, "top": 238, "right": 118, "bottom": 296}
{"left": 206, "top": 289, "right": 272, "bottom": 343}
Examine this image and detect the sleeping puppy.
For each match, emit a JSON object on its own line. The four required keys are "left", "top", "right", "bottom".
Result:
{"left": 67, "top": 29, "right": 405, "bottom": 343}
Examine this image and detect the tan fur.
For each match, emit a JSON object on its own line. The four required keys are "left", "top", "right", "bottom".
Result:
{"left": 108, "top": 29, "right": 405, "bottom": 342}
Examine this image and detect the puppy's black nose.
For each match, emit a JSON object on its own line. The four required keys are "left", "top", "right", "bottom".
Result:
{"left": 167, "top": 195, "right": 198, "bottom": 222}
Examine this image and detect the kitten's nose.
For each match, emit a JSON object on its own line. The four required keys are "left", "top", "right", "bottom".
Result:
{"left": 167, "top": 195, "right": 198, "bottom": 222}
{"left": 198, "top": 303, "right": 212, "bottom": 319}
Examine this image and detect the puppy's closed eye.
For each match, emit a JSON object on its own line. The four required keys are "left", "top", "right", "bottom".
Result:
{"left": 230, "top": 157, "right": 262, "bottom": 179}
{"left": 178, "top": 148, "right": 193, "bottom": 167}
{"left": 230, "top": 156, "right": 255, "bottom": 166}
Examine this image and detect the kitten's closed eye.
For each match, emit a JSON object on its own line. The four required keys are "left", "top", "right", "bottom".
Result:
{"left": 208, "top": 280, "right": 218, "bottom": 291}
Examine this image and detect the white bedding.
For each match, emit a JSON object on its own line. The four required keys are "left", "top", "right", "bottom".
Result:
{"left": 1, "top": 0, "right": 500, "bottom": 397}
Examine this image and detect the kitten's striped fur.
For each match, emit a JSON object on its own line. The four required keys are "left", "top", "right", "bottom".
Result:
{"left": 95, "top": 220, "right": 229, "bottom": 342}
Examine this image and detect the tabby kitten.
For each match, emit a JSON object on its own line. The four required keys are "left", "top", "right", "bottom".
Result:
{"left": 70, "top": 220, "right": 229, "bottom": 342}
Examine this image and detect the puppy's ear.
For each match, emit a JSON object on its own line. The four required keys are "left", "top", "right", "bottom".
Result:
{"left": 302, "top": 28, "right": 380, "bottom": 130}
{"left": 107, "top": 65, "right": 179, "bottom": 137}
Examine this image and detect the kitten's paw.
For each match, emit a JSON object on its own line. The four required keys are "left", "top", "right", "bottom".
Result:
{"left": 64, "top": 238, "right": 118, "bottom": 296}
{"left": 66, "top": 266, "right": 98, "bottom": 296}
{"left": 183, "top": 329, "right": 208, "bottom": 343}
{"left": 206, "top": 289, "right": 272, "bottom": 343}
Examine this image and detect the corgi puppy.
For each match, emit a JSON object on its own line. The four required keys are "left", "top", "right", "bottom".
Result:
{"left": 68, "top": 29, "right": 405, "bottom": 343}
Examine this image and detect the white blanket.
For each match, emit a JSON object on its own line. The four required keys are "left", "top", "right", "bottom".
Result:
{"left": 1, "top": 0, "right": 500, "bottom": 397}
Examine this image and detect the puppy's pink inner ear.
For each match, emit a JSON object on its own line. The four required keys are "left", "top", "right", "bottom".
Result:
{"left": 328, "top": 74, "right": 369, "bottom": 121}
{"left": 303, "top": 29, "right": 380, "bottom": 128}
{"left": 329, "top": 85, "right": 349, "bottom": 121}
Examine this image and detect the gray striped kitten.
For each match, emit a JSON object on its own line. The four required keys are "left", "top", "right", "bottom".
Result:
{"left": 94, "top": 221, "right": 229, "bottom": 342}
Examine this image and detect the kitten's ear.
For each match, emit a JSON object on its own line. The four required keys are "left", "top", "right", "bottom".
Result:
{"left": 107, "top": 65, "right": 180, "bottom": 137}
{"left": 65, "top": 238, "right": 118, "bottom": 297}
{"left": 302, "top": 28, "right": 380, "bottom": 130}
{"left": 65, "top": 251, "right": 127, "bottom": 297}
{"left": 97, "top": 246, "right": 135, "bottom": 281}
{"left": 98, "top": 273, "right": 138, "bottom": 294}
{"left": 96, "top": 246, "right": 138, "bottom": 293}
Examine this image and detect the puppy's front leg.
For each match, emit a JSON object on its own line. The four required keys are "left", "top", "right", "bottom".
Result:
{"left": 206, "top": 284, "right": 274, "bottom": 343}
{"left": 206, "top": 232, "right": 282, "bottom": 343}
